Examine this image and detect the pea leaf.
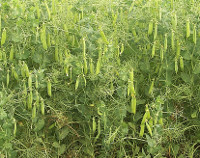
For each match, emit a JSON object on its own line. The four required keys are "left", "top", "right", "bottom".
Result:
{"left": 58, "top": 126, "right": 69, "bottom": 140}
{"left": 34, "top": 119, "right": 45, "bottom": 132}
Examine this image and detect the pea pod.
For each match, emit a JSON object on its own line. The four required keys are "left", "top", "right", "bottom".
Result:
{"left": 24, "top": 62, "right": 29, "bottom": 77}
{"left": 35, "top": 91, "right": 40, "bottom": 109}
{"left": 35, "top": 75, "right": 38, "bottom": 89}
{"left": 129, "top": 69, "right": 134, "bottom": 83}
{"left": 148, "top": 20, "right": 153, "bottom": 36}
{"left": 146, "top": 105, "right": 150, "bottom": 119}
{"left": 75, "top": 76, "right": 79, "bottom": 90}
{"left": 94, "top": 119, "right": 101, "bottom": 142}
{"left": 47, "top": 79, "right": 52, "bottom": 97}
{"left": 180, "top": 56, "right": 184, "bottom": 71}
{"left": 175, "top": 57, "right": 178, "bottom": 74}
{"left": 64, "top": 66, "right": 69, "bottom": 76}
{"left": 97, "top": 107, "right": 103, "bottom": 116}
{"left": 32, "top": 105, "right": 36, "bottom": 120}
{"left": 89, "top": 58, "right": 94, "bottom": 74}
{"left": 146, "top": 122, "right": 153, "bottom": 136}
{"left": 164, "top": 33, "right": 168, "bottom": 51}
{"left": 160, "top": 47, "right": 164, "bottom": 62}
{"left": 176, "top": 39, "right": 180, "bottom": 59}
{"left": 152, "top": 41, "right": 156, "bottom": 58}
{"left": 28, "top": 74, "right": 32, "bottom": 91}
{"left": 23, "top": 82, "right": 27, "bottom": 96}
{"left": 186, "top": 18, "right": 190, "bottom": 38}
{"left": 141, "top": 112, "right": 147, "bottom": 124}
{"left": 13, "top": 119, "right": 17, "bottom": 137}
{"left": 171, "top": 29, "right": 175, "bottom": 51}
{"left": 139, "top": 124, "right": 145, "bottom": 137}
{"left": 154, "top": 21, "right": 158, "bottom": 40}
{"left": 55, "top": 45, "right": 59, "bottom": 62}
{"left": 83, "top": 58, "right": 87, "bottom": 75}
{"left": 96, "top": 59, "right": 101, "bottom": 75}
{"left": 103, "top": 112, "right": 107, "bottom": 130}
{"left": 41, "top": 98, "right": 45, "bottom": 115}
{"left": 21, "top": 64, "right": 26, "bottom": 78}
{"left": 40, "top": 24, "right": 47, "bottom": 50}
{"left": 7, "top": 70, "right": 9, "bottom": 87}
{"left": 27, "top": 92, "right": 32, "bottom": 110}
{"left": 193, "top": 25, "right": 196, "bottom": 44}
{"left": 131, "top": 96, "right": 136, "bottom": 114}
{"left": 44, "top": 0, "right": 51, "bottom": 20}
{"left": 99, "top": 29, "right": 109, "bottom": 44}
{"left": 149, "top": 117, "right": 154, "bottom": 128}
{"left": 1, "top": 28, "right": 6, "bottom": 46}
{"left": 0, "top": 49, "right": 2, "bottom": 60}
{"left": 148, "top": 79, "right": 155, "bottom": 95}
{"left": 0, "top": 15, "right": 1, "bottom": 33}
{"left": 83, "top": 38, "right": 86, "bottom": 58}
{"left": 52, "top": 0, "right": 56, "bottom": 15}
{"left": 35, "top": 3, "right": 40, "bottom": 19}
{"left": 13, "top": 70, "right": 19, "bottom": 81}
{"left": 159, "top": 118, "right": 163, "bottom": 126}
{"left": 92, "top": 117, "right": 96, "bottom": 134}
{"left": 9, "top": 45, "right": 14, "bottom": 62}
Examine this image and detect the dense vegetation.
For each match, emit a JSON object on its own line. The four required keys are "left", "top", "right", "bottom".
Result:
{"left": 1, "top": 0, "right": 200, "bottom": 157}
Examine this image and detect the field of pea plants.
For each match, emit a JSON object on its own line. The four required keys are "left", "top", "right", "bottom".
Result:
{"left": 1, "top": 0, "right": 200, "bottom": 157}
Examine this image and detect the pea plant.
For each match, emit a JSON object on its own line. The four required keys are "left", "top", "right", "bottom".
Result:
{"left": 0, "top": 0, "right": 200, "bottom": 157}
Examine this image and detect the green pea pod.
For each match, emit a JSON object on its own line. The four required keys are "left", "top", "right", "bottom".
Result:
{"left": 129, "top": 69, "right": 134, "bottom": 83}
{"left": 41, "top": 98, "right": 45, "bottom": 115}
{"left": 32, "top": 105, "right": 36, "bottom": 120}
{"left": 13, "top": 119, "right": 17, "bottom": 137}
{"left": 92, "top": 117, "right": 96, "bottom": 134}
{"left": 47, "top": 80, "right": 52, "bottom": 97}
{"left": 159, "top": 118, "right": 163, "bottom": 126}
{"left": 193, "top": 25, "right": 196, "bottom": 44}
{"left": 148, "top": 79, "right": 155, "bottom": 95}
{"left": 139, "top": 124, "right": 145, "bottom": 137}
{"left": 83, "top": 58, "right": 87, "bottom": 75}
{"left": 96, "top": 59, "right": 101, "bottom": 75}
{"left": 27, "top": 93, "right": 32, "bottom": 110}
{"left": 94, "top": 119, "right": 101, "bottom": 142}
{"left": 75, "top": 76, "right": 79, "bottom": 90}
{"left": 146, "top": 122, "right": 153, "bottom": 136}
{"left": 100, "top": 29, "right": 109, "bottom": 44}
{"left": 164, "top": 33, "right": 168, "bottom": 51}
{"left": 44, "top": 0, "right": 51, "bottom": 20}
{"left": 7, "top": 70, "right": 9, "bottom": 87}
{"left": 35, "top": 75, "right": 39, "bottom": 89}
{"left": 171, "top": 29, "right": 175, "bottom": 51}
{"left": 28, "top": 74, "right": 32, "bottom": 91}
{"left": 180, "top": 56, "right": 184, "bottom": 71}
{"left": 0, "top": 15, "right": 1, "bottom": 33}
{"left": 154, "top": 22, "right": 158, "bottom": 40}
{"left": 148, "top": 20, "right": 153, "bottom": 36}
{"left": 89, "top": 58, "right": 94, "bottom": 74}
{"left": 149, "top": 117, "right": 154, "bottom": 128}
{"left": 176, "top": 40, "right": 180, "bottom": 59}
{"left": 141, "top": 112, "right": 147, "bottom": 124}
{"left": 131, "top": 96, "right": 136, "bottom": 114}
{"left": 40, "top": 24, "right": 47, "bottom": 50}
{"left": 186, "top": 19, "right": 190, "bottom": 38}
{"left": 55, "top": 45, "right": 59, "bottom": 62}
{"left": 175, "top": 57, "right": 178, "bottom": 74}
{"left": 152, "top": 41, "right": 156, "bottom": 58}
{"left": 1, "top": 28, "right": 6, "bottom": 46}
{"left": 9, "top": 45, "right": 14, "bottom": 62}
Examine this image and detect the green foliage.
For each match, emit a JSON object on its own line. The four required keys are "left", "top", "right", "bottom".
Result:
{"left": 1, "top": 0, "right": 200, "bottom": 157}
